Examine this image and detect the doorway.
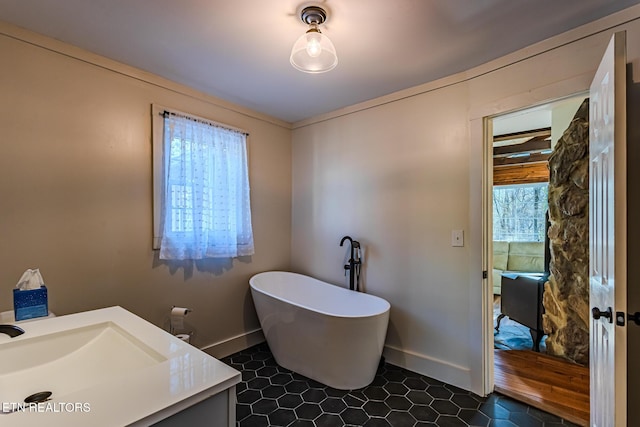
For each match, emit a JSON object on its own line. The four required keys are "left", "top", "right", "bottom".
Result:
{"left": 488, "top": 95, "right": 590, "bottom": 425}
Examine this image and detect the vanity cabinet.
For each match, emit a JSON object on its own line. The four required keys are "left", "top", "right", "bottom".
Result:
{"left": 151, "top": 386, "right": 236, "bottom": 427}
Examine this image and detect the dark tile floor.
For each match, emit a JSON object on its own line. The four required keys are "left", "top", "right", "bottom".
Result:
{"left": 221, "top": 343, "right": 579, "bottom": 427}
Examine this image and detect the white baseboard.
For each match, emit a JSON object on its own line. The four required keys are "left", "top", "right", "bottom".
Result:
{"left": 201, "top": 333, "right": 472, "bottom": 392}
{"left": 383, "top": 345, "right": 472, "bottom": 392}
{"left": 200, "top": 328, "right": 265, "bottom": 359}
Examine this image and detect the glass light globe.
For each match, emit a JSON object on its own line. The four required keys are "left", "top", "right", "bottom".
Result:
{"left": 290, "top": 28, "right": 338, "bottom": 73}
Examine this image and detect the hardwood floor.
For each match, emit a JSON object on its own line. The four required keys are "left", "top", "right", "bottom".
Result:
{"left": 494, "top": 349, "right": 590, "bottom": 426}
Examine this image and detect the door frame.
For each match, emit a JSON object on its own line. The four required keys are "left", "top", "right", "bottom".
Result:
{"left": 483, "top": 94, "right": 589, "bottom": 388}
{"left": 468, "top": 75, "right": 593, "bottom": 395}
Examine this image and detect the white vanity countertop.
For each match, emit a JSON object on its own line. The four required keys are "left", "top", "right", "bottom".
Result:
{"left": 0, "top": 306, "right": 241, "bottom": 426}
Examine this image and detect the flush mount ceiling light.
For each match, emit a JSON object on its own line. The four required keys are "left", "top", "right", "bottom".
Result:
{"left": 290, "top": 6, "right": 337, "bottom": 73}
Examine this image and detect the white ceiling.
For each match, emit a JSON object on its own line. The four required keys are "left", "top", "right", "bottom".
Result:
{"left": 1, "top": 0, "right": 638, "bottom": 123}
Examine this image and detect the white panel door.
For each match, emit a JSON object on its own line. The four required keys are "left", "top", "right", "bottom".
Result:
{"left": 589, "top": 31, "right": 627, "bottom": 427}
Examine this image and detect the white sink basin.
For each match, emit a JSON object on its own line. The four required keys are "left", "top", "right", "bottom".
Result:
{"left": 0, "top": 306, "right": 241, "bottom": 426}
{"left": 0, "top": 322, "right": 165, "bottom": 404}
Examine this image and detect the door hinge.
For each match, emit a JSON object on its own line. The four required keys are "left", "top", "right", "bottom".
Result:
{"left": 482, "top": 270, "right": 488, "bottom": 279}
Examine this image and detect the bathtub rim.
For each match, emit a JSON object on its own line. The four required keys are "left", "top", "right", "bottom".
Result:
{"left": 249, "top": 271, "right": 390, "bottom": 320}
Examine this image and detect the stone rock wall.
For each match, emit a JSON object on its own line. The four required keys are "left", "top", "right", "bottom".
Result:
{"left": 542, "top": 99, "right": 590, "bottom": 366}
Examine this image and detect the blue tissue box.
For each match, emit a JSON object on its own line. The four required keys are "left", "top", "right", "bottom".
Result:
{"left": 13, "top": 286, "right": 48, "bottom": 321}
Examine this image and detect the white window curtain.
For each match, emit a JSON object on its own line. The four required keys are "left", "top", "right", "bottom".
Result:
{"left": 159, "top": 113, "right": 254, "bottom": 260}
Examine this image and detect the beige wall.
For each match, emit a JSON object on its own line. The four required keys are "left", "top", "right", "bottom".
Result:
{"left": 292, "top": 6, "right": 640, "bottom": 393}
{"left": 292, "top": 84, "right": 471, "bottom": 369}
{"left": 0, "top": 25, "right": 292, "bottom": 353}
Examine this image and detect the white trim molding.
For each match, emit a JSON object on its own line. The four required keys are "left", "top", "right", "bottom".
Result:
{"left": 200, "top": 328, "right": 265, "bottom": 359}
{"left": 383, "top": 345, "right": 472, "bottom": 392}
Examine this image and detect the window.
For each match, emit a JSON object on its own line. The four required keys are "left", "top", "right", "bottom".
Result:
{"left": 152, "top": 105, "right": 254, "bottom": 259}
{"left": 493, "top": 183, "right": 548, "bottom": 242}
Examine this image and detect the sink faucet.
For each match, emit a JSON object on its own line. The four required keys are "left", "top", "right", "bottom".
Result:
{"left": 0, "top": 324, "right": 25, "bottom": 338}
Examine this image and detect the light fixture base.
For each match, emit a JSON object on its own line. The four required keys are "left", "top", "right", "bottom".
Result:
{"left": 300, "top": 6, "right": 327, "bottom": 25}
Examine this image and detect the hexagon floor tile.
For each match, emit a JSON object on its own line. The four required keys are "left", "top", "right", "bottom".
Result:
{"left": 222, "top": 343, "right": 579, "bottom": 427}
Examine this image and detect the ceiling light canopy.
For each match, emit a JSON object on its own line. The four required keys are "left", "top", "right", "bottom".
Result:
{"left": 290, "top": 6, "right": 337, "bottom": 73}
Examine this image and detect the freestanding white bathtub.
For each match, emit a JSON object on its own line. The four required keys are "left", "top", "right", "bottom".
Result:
{"left": 249, "top": 271, "right": 390, "bottom": 390}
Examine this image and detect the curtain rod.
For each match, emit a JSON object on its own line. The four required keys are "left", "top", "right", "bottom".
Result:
{"left": 160, "top": 110, "right": 249, "bottom": 136}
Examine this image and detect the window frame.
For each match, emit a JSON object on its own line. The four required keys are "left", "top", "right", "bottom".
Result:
{"left": 492, "top": 181, "right": 549, "bottom": 242}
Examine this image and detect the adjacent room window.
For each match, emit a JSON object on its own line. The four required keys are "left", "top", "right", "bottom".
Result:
{"left": 152, "top": 105, "right": 254, "bottom": 259}
{"left": 493, "top": 183, "right": 548, "bottom": 242}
